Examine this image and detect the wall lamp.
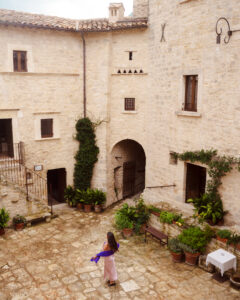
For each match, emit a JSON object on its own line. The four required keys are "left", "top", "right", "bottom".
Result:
{"left": 216, "top": 17, "right": 240, "bottom": 44}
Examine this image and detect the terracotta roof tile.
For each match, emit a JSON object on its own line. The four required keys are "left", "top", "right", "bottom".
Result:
{"left": 0, "top": 9, "right": 147, "bottom": 32}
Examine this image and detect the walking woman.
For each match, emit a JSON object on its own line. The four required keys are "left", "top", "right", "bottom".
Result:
{"left": 91, "top": 232, "right": 119, "bottom": 286}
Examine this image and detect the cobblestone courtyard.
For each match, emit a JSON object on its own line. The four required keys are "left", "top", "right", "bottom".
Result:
{"left": 0, "top": 203, "right": 239, "bottom": 300}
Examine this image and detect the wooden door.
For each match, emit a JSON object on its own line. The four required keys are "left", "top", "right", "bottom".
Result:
{"left": 185, "top": 163, "right": 206, "bottom": 202}
{"left": 123, "top": 161, "right": 136, "bottom": 198}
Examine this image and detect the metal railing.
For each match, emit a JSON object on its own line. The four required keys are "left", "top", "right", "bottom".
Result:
{"left": 0, "top": 142, "right": 47, "bottom": 203}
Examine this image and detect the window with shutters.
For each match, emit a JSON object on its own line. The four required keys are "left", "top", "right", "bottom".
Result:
{"left": 184, "top": 75, "right": 198, "bottom": 112}
{"left": 124, "top": 98, "right": 135, "bottom": 111}
{"left": 41, "top": 119, "right": 53, "bottom": 138}
{"left": 13, "top": 51, "right": 27, "bottom": 72}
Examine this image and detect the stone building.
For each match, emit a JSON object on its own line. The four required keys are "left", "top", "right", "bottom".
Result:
{"left": 0, "top": 0, "right": 239, "bottom": 225}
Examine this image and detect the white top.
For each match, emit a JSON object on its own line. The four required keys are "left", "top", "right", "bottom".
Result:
{"left": 206, "top": 248, "right": 237, "bottom": 276}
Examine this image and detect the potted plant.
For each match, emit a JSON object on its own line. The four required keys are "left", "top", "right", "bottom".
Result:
{"left": 12, "top": 215, "right": 26, "bottom": 231}
{"left": 159, "top": 211, "right": 175, "bottom": 224}
{"left": 178, "top": 226, "right": 209, "bottom": 266}
{"left": 216, "top": 229, "right": 231, "bottom": 243}
{"left": 83, "top": 188, "right": 94, "bottom": 212}
{"left": 148, "top": 205, "right": 161, "bottom": 217}
{"left": 115, "top": 212, "right": 134, "bottom": 237}
{"left": 93, "top": 189, "right": 106, "bottom": 213}
{"left": 187, "top": 194, "right": 226, "bottom": 225}
{"left": 64, "top": 185, "right": 75, "bottom": 207}
{"left": 134, "top": 199, "right": 150, "bottom": 233}
{"left": 0, "top": 208, "right": 10, "bottom": 235}
{"left": 74, "top": 189, "right": 85, "bottom": 210}
{"left": 227, "top": 233, "right": 240, "bottom": 251}
{"left": 168, "top": 238, "right": 184, "bottom": 263}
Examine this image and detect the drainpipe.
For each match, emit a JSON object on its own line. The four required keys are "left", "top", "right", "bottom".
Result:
{"left": 81, "top": 32, "right": 87, "bottom": 118}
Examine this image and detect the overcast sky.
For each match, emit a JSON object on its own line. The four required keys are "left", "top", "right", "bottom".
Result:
{"left": 0, "top": 0, "right": 133, "bottom": 19}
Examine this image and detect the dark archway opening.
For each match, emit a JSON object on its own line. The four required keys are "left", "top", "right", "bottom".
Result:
{"left": 112, "top": 139, "right": 146, "bottom": 199}
{"left": 185, "top": 163, "right": 206, "bottom": 202}
{"left": 47, "top": 168, "right": 66, "bottom": 205}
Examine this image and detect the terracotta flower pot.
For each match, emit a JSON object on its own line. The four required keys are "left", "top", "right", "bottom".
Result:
{"left": 151, "top": 211, "right": 160, "bottom": 217}
{"left": 216, "top": 236, "right": 228, "bottom": 244}
{"left": 77, "top": 203, "right": 83, "bottom": 210}
{"left": 122, "top": 228, "right": 133, "bottom": 238}
{"left": 94, "top": 205, "right": 102, "bottom": 213}
{"left": 15, "top": 223, "right": 24, "bottom": 231}
{"left": 0, "top": 228, "right": 5, "bottom": 235}
{"left": 230, "top": 274, "right": 240, "bottom": 289}
{"left": 171, "top": 251, "right": 184, "bottom": 263}
{"left": 184, "top": 252, "right": 200, "bottom": 266}
{"left": 84, "top": 204, "right": 92, "bottom": 213}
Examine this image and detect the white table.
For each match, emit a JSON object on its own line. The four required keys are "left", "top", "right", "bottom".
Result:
{"left": 206, "top": 248, "right": 237, "bottom": 276}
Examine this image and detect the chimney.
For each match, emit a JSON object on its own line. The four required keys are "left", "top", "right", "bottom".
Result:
{"left": 109, "top": 3, "right": 125, "bottom": 23}
{"left": 133, "top": 0, "right": 149, "bottom": 18}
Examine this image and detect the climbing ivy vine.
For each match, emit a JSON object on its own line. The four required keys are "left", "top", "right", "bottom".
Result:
{"left": 74, "top": 118, "right": 99, "bottom": 190}
{"left": 174, "top": 149, "right": 240, "bottom": 224}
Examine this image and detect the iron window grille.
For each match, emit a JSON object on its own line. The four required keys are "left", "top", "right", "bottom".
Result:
{"left": 125, "top": 98, "right": 135, "bottom": 111}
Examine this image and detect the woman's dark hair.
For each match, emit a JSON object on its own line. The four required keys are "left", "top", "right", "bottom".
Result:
{"left": 107, "top": 232, "right": 118, "bottom": 252}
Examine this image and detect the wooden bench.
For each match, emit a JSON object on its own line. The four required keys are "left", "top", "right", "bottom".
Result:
{"left": 144, "top": 225, "right": 168, "bottom": 245}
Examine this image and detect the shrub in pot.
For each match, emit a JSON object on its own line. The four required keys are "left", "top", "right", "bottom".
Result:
{"left": 115, "top": 210, "right": 134, "bottom": 238}
{"left": 227, "top": 233, "right": 240, "bottom": 251}
{"left": 83, "top": 188, "right": 94, "bottom": 212}
{"left": 64, "top": 185, "right": 76, "bottom": 207}
{"left": 0, "top": 208, "right": 10, "bottom": 235}
{"left": 178, "top": 226, "right": 209, "bottom": 266}
{"left": 93, "top": 189, "right": 106, "bottom": 213}
{"left": 12, "top": 215, "right": 26, "bottom": 231}
{"left": 148, "top": 205, "right": 161, "bottom": 216}
{"left": 168, "top": 238, "right": 184, "bottom": 263}
{"left": 74, "top": 189, "right": 85, "bottom": 210}
{"left": 216, "top": 229, "right": 231, "bottom": 243}
{"left": 134, "top": 199, "right": 150, "bottom": 233}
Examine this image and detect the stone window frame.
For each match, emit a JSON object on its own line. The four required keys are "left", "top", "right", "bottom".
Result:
{"left": 176, "top": 69, "right": 203, "bottom": 118}
{"left": 34, "top": 112, "right": 60, "bottom": 141}
{"left": 7, "top": 44, "right": 34, "bottom": 72}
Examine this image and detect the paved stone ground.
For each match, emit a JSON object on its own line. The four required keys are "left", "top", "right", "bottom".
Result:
{"left": 0, "top": 202, "right": 239, "bottom": 300}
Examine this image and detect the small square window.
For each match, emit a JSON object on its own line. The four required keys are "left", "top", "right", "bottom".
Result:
{"left": 184, "top": 75, "right": 198, "bottom": 112}
{"left": 125, "top": 98, "right": 135, "bottom": 111}
{"left": 13, "top": 51, "right": 27, "bottom": 72}
{"left": 41, "top": 119, "right": 53, "bottom": 138}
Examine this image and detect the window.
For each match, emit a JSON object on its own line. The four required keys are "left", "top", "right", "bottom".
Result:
{"left": 125, "top": 98, "right": 135, "bottom": 111}
{"left": 13, "top": 51, "right": 27, "bottom": 72}
{"left": 41, "top": 119, "right": 53, "bottom": 138}
{"left": 184, "top": 75, "right": 198, "bottom": 112}
{"left": 129, "top": 51, "right": 133, "bottom": 61}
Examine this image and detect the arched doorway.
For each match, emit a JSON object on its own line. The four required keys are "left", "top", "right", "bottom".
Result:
{"left": 111, "top": 139, "right": 146, "bottom": 200}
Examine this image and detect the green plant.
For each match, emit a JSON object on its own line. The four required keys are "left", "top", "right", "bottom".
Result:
{"left": 0, "top": 208, "right": 10, "bottom": 229}
{"left": 12, "top": 215, "right": 26, "bottom": 225}
{"left": 64, "top": 186, "right": 75, "bottom": 203}
{"left": 178, "top": 226, "right": 208, "bottom": 254}
{"left": 159, "top": 211, "right": 176, "bottom": 224}
{"left": 115, "top": 211, "right": 134, "bottom": 230}
{"left": 148, "top": 205, "right": 161, "bottom": 214}
{"left": 168, "top": 238, "right": 183, "bottom": 254}
{"left": 217, "top": 229, "right": 232, "bottom": 239}
{"left": 92, "top": 189, "right": 106, "bottom": 205}
{"left": 227, "top": 233, "right": 240, "bottom": 249}
{"left": 74, "top": 118, "right": 99, "bottom": 190}
{"left": 83, "top": 188, "right": 95, "bottom": 205}
{"left": 74, "top": 189, "right": 85, "bottom": 204}
{"left": 188, "top": 194, "right": 225, "bottom": 224}
{"left": 133, "top": 199, "right": 150, "bottom": 233}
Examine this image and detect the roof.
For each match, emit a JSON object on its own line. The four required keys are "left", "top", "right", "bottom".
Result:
{"left": 0, "top": 9, "right": 147, "bottom": 32}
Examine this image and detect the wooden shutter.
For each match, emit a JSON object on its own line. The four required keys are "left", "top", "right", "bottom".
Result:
{"left": 41, "top": 119, "right": 53, "bottom": 138}
{"left": 13, "top": 51, "right": 27, "bottom": 72}
{"left": 184, "top": 75, "right": 198, "bottom": 112}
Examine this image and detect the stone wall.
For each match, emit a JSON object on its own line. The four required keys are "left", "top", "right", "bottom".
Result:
{"left": 133, "top": 0, "right": 149, "bottom": 18}
{"left": 142, "top": 0, "right": 240, "bottom": 225}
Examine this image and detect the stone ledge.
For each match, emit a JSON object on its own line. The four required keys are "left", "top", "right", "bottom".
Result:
{"left": 175, "top": 111, "right": 202, "bottom": 117}
{"left": 121, "top": 111, "right": 138, "bottom": 114}
{"left": 35, "top": 137, "right": 61, "bottom": 141}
